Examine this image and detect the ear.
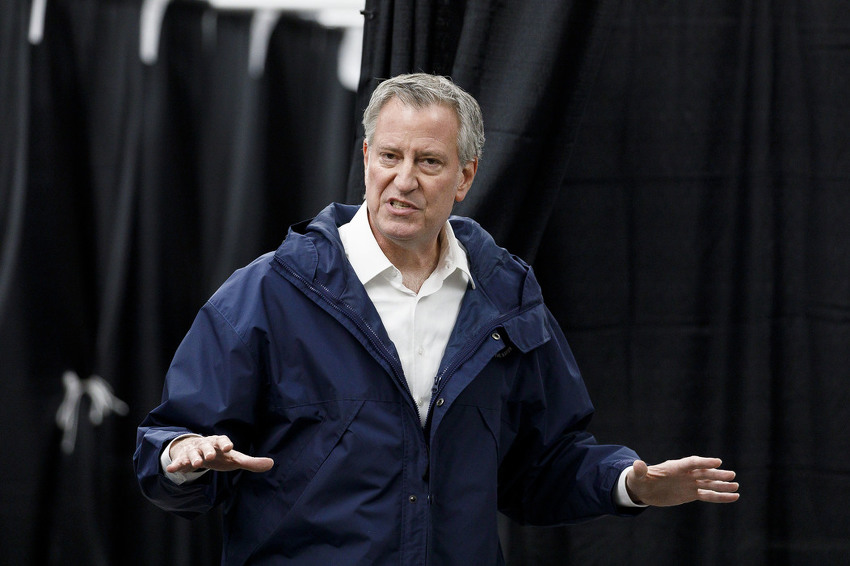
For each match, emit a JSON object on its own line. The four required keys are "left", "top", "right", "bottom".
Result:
{"left": 454, "top": 158, "right": 478, "bottom": 203}
{"left": 362, "top": 141, "right": 371, "bottom": 186}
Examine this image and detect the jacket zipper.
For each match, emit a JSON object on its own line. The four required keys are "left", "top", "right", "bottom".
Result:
{"left": 277, "top": 256, "right": 437, "bottom": 565}
{"left": 423, "top": 308, "right": 527, "bottom": 431}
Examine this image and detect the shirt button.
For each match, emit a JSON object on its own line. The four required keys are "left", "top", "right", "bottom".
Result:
{"left": 409, "top": 495, "right": 417, "bottom": 503}
{"left": 417, "top": 346, "right": 424, "bottom": 356}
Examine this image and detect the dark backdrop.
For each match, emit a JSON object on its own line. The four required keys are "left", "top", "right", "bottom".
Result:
{"left": 2, "top": 0, "right": 848, "bottom": 564}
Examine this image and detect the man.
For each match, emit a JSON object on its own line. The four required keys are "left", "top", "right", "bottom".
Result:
{"left": 135, "top": 73, "right": 738, "bottom": 565}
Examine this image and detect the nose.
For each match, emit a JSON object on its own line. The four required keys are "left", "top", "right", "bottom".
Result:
{"left": 394, "top": 159, "right": 418, "bottom": 192}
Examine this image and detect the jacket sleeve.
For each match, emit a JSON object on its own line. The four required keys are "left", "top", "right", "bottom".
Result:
{"left": 133, "top": 298, "right": 266, "bottom": 519}
{"left": 497, "top": 307, "right": 643, "bottom": 526}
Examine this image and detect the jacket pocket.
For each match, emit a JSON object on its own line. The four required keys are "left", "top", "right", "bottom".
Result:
{"left": 477, "top": 405, "right": 501, "bottom": 465}
{"left": 278, "top": 399, "right": 364, "bottom": 510}
{"left": 230, "top": 399, "right": 364, "bottom": 564}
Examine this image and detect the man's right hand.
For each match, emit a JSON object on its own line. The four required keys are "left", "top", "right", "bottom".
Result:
{"left": 166, "top": 435, "right": 274, "bottom": 474}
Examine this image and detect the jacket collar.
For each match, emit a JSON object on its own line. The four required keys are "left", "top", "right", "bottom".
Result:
{"left": 274, "top": 203, "right": 543, "bottom": 315}
{"left": 339, "top": 203, "right": 475, "bottom": 290}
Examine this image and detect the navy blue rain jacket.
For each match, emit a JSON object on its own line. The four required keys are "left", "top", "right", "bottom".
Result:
{"left": 134, "top": 203, "right": 641, "bottom": 565}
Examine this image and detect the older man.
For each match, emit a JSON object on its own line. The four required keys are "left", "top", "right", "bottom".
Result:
{"left": 135, "top": 73, "right": 738, "bottom": 565}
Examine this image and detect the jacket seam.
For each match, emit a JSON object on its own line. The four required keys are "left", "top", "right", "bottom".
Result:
{"left": 204, "top": 299, "right": 263, "bottom": 372}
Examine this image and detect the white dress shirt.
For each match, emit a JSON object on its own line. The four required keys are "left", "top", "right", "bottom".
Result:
{"left": 338, "top": 204, "right": 473, "bottom": 425}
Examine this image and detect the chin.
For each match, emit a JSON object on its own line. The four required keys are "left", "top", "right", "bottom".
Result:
{"left": 378, "top": 225, "right": 425, "bottom": 246}
{"left": 383, "top": 229, "right": 420, "bottom": 244}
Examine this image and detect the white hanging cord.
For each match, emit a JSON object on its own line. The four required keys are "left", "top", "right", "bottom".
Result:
{"left": 56, "top": 371, "right": 129, "bottom": 454}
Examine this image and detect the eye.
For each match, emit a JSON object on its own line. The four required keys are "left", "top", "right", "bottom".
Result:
{"left": 420, "top": 157, "right": 442, "bottom": 168}
{"left": 378, "top": 151, "right": 398, "bottom": 165}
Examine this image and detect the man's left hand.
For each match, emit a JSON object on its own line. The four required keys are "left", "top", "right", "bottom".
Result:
{"left": 625, "top": 456, "right": 740, "bottom": 507}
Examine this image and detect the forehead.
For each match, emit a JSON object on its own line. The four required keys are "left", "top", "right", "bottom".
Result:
{"left": 373, "top": 98, "right": 460, "bottom": 150}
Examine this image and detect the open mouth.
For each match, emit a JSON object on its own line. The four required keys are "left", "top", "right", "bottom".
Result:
{"left": 389, "top": 199, "right": 416, "bottom": 210}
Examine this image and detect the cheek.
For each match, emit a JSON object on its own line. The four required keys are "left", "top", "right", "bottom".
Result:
{"left": 364, "top": 170, "right": 386, "bottom": 206}
{"left": 364, "top": 166, "right": 377, "bottom": 193}
{"left": 432, "top": 188, "right": 458, "bottom": 216}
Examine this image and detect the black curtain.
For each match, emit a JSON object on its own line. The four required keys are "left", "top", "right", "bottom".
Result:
{"left": 533, "top": 3, "right": 850, "bottom": 564}
{"left": 3, "top": 0, "right": 849, "bottom": 565}
{"left": 353, "top": 1, "right": 850, "bottom": 565}
{"left": 0, "top": 1, "right": 355, "bottom": 564}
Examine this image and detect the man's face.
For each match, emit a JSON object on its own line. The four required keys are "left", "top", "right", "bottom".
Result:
{"left": 363, "top": 98, "right": 477, "bottom": 258}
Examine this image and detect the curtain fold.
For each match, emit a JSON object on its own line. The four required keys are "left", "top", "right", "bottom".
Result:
{"left": 1, "top": 3, "right": 38, "bottom": 566}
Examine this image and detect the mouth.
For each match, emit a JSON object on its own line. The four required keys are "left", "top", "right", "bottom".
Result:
{"left": 387, "top": 198, "right": 417, "bottom": 211}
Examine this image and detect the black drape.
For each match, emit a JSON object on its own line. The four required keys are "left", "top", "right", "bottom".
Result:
{"left": 353, "top": 1, "right": 850, "bottom": 565}
{"left": 531, "top": 3, "right": 850, "bottom": 564}
{"left": 2, "top": 0, "right": 849, "bottom": 564}
{"left": 1, "top": 1, "right": 355, "bottom": 564}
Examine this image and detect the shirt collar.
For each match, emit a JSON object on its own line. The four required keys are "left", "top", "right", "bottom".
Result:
{"left": 338, "top": 203, "right": 475, "bottom": 289}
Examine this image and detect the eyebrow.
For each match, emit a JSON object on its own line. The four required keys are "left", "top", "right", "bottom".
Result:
{"left": 374, "top": 143, "right": 448, "bottom": 159}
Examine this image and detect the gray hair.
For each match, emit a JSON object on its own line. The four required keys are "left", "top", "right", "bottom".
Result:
{"left": 362, "top": 73, "right": 485, "bottom": 165}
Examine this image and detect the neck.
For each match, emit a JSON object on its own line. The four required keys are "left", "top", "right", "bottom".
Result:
{"left": 380, "top": 232, "right": 443, "bottom": 294}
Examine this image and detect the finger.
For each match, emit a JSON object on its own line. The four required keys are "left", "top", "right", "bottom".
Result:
{"left": 165, "top": 460, "right": 184, "bottom": 473}
{"left": 229, "top": 451, "right": 275, "bottom": 472}
{"left": 168, "top": 446, "right": 205, "bottom": 471}
{"left": 202, "top": 443, "right": 220, "bottom": 463}
{"left": 694, "top": 468, "right": 736, "bottom": 482}
{"left": 191, "top": 446, "right": 210, "bottom": 468}
{"left": 190, "top": 436, "right": 233, "bottom": 466}
{"left": 211, "top": 435, "right": 234, "bottom": 453}
{"left": 632, "top": 459, "right": 648, "bottom": 479}
{"left": 680, "top": 456, "right": 723, "bottom": 470}
{"left": 697, "top": 488, "right": 740, "bottom": 503}
{"left": 697, "top": 479, "right": 739, "bottom": 493}
{"left": 243, "top": 456, "right": 275, "bottom": 473}
{"left": 167, "top": 436, "right": 210, "bottom": 471}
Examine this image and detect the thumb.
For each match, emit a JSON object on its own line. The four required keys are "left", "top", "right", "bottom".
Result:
{"left": 632, "top": 459, "right": 648, "bottom": 479}
{"left": 625, "top": 460, "right": 649, "bottom": 506}
{"left": 237, "top": 455, "right": 275, "bottom": 473}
